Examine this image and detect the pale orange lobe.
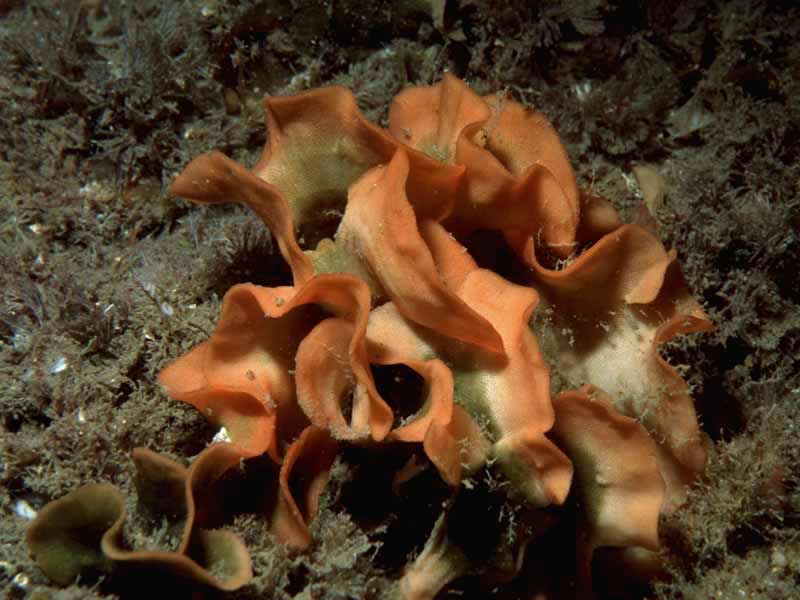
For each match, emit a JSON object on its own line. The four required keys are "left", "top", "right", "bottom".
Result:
{"left": 169, "top": 389, "right": 278, "bottom": 461}
{"left": 295, "top": 302, "right": 487, "bottom": 485}
{"left": 527, "top": 224, "right": 674, "bottom": 304}
{"left": 551, "top": 386, "right": 666, "bottom": 552}
{"left": 493, "top": 429, "right": 574, "bottom": 507}
{"left": 415, "top": 221, "right": 557, "bottom": 435}
{"left": 257, "top": 85, "right": 461, "bottom": 224}
{"left": 481, "top": 94, "right": 579, "bottom": 211}
{"left": 292, "top": 275, "right": 394, "bottom": 442}
{"left": 422, "top": 403, "right": 490, "bottom": 486}
{"left": 527, "top": 222, "right": 713, "bottom": 507}
{"left": 388, "top": 358, "right": 455, "bottom": 444}
{"left": 390, "top": 75, "right": 580, "bottom": 255}
{"left": 389, "top": 72, "right": 491, "bottom": 164}
{"left": 181, "top": 443, "right": 249, "bottom": 536}
{"left": 451, "top": 120, "right": 578, "bottom": 252}
{"left": 295, "top": 317, "right": 393, "bottom": 441}
{"left": 417, "top": 219, "right": 480, "bottom": 293}
{"left": 270, "top": 426, "right": 338, "bottom": 550}
{"left": 158, "top": 283, "right": 316, "bottom": 460}
{"left": 159, "top": 275, "right": 380, "bottom": 458}
{"left": 455, "top": 268, "right": 554, "bottom": 433}
{"left": 399, "top": 514, "right": 470, "bottom": 600}
{"left": 339, "top": 149, "right": 504, "bottom": 353}
{"left": 170, "top": 150, "right": 314, "bottom": 285}
{"left": 294, "top": 318, "right": 361, "bottom": 439}
{"left": 365, "top": 302, "right": 437, "bottom": 365}
{"left": 255, "top": 86, "right": 396, "bottom": 234}
{"left": 550, "top": 385, "right": 666, "bottom": 595}
{"left": 457, "top": 96, "right": 579, "bottom": 255}
{"left": 389, "top": 358, "right": 490, "bottom": 486}
{"left": 365, "top": 230, "right": 570, "bottom": 506}
{"left": 575, "top": 190, "right": 625, "bottom": 241}
{"left": 503, "top": 188, "right": 623, "bottom": 265}
{"left": 453, "top": 259, "right": 573, "bottom": 509}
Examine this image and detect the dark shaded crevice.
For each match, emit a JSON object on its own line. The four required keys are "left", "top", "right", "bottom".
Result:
{"left": 370, "top": 363, "right": 425, "bottom": 430}
{"left": 209, "top": 225, "right": 293, "bottom": 296}
{"left": 336, "top": 444, "right": 450, "bottom": 573}
{"left": 461, "top": 229, "right": 532, "bottom": 286}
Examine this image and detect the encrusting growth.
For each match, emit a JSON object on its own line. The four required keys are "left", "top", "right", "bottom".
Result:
{"left": 26, "top": 74, "right": 711, "bottom": 598}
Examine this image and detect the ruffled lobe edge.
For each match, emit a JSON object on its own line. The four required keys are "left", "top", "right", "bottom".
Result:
{"left": 26, "top": 443, "right": 251, "bottom": 591}
{"left": 159, "top": 274, "right": 393, "bottom": 458}
{"left": 389, "top": 73, "right": 579, "bottom": 255}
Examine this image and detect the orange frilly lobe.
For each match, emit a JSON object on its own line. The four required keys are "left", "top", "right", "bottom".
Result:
{"left": 162, "top": 74, "right": 712, "bottom": 597}
{"left": 28, "top": 75, "right": 712, "bottom": 599}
